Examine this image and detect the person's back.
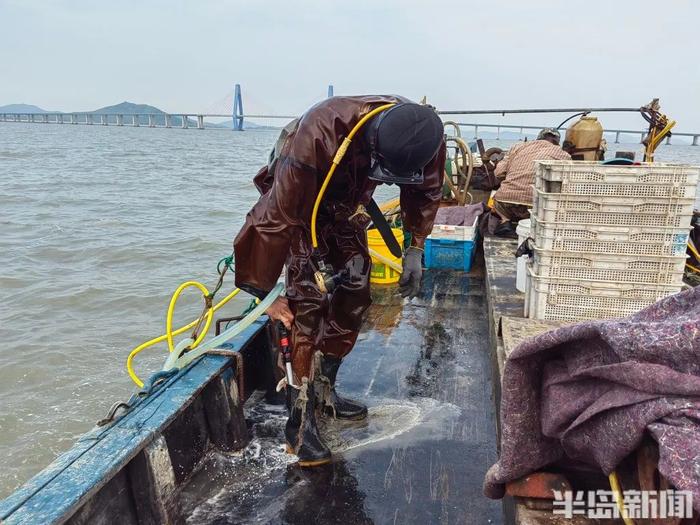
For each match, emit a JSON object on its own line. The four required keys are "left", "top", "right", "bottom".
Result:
{"left": 490, "top": 129, "right": 570, "bottom": 237}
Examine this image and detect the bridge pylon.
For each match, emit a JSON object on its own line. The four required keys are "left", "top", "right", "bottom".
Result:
{"left": 233, "top": 84, "right": 244, "bottom": 131}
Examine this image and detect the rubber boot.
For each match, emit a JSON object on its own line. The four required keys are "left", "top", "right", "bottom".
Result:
{"left": 317, "top": 355, "right": 368, "bottom": 421}
{"left": 285, "top": 378, "right": 332, "bottom": 467}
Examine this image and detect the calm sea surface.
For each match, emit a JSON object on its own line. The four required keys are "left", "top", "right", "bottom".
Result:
{"left": 0, "top": 123, "right": 698, "bottom": 498}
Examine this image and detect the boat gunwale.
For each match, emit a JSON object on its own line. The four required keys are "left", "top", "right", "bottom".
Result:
{"left": 0, "top": 319, "right": 267, "bottom": 525}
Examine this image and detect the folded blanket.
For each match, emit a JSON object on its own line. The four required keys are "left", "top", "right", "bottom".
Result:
{"left": 484, "top": 286, "right": 700, "bottom": 511}
{"left": 434, "top": 202, "right": 485, "bottom": 226}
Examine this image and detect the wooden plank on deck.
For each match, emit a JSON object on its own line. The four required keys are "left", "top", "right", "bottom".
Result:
{"left": 501, "top": 316, "right": 570, "bottom": 359}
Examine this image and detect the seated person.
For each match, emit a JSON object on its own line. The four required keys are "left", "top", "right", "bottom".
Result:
{"left": 491, "top": 128, "right": 571, "bottom": 237}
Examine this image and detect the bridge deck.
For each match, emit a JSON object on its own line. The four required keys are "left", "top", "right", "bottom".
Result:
{"left": 180, "top": 268, "right": 504, "bottom": 524}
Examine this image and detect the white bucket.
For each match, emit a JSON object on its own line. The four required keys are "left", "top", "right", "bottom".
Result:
{"left": 515, "top": 218, "right": 531, "bottom": 293}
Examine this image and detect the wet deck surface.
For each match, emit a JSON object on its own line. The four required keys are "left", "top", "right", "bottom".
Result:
{"left": 180, "top": 270, "right": 504, "bottom": 524}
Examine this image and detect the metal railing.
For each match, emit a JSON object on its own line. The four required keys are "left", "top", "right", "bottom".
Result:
{"left": 449, "top": 122, "right": 699, "bottom": 145}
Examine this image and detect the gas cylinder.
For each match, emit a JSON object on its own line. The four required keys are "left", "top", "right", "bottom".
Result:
{"left": 564, "top": 116, "right": 604, "bottom": 161}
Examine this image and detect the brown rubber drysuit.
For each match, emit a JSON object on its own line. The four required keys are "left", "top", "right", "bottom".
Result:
{"left": 233, "top": 95, "right": 446, "bottom": 380}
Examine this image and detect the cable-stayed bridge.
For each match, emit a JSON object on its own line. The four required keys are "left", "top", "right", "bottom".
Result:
{"left": 2, "top": 85, "right": 698, "bottom": 145}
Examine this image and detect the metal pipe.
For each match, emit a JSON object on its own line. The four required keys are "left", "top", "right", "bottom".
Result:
{"left": 437, "top": 107, "right": 641, "bottom": 115}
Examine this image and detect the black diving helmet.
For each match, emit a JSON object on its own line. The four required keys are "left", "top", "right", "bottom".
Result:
{"left": 366, "top": 103, "right": 444, "bottom": 185}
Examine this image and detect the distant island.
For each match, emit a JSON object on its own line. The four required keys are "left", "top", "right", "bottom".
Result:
{"left": 0, "top": 101, "right": 278, "bottom": 130}
{"left": 0, "top": 103, "right": 51, "bottom": 113}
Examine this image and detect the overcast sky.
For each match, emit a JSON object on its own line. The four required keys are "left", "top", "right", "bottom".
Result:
{"left": 1, "top": 0, "right": 698, "bottom": 130}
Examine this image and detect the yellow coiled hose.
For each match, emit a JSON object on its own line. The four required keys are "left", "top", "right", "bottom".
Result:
{"left": 126, "top": 286, "right": 241, "bottom": 387}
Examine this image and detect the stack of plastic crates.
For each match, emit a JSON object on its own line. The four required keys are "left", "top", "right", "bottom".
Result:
{"left": 526, "top": 160, "right": 699, "bottom": 321}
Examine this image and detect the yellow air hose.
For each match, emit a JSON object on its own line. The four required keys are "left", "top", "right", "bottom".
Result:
{"left": 310, "top": 103, "right": 396, "bottom": 249}
{"left": 126, "top": 286, "right": 241, "bottom": 387}
{"left": 166, "top": 281, "right": 214, "bottom": 353}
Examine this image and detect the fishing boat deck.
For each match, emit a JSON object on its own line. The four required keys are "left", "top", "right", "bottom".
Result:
{"left": 1, "top": 239, "right": 578, "bottom": 525}
{"left": 180, "top": 266, "right": 505, "bottom": 524}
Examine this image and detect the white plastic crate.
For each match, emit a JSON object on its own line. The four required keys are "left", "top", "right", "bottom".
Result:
{"left": 532, "top": 247, "right": 686, "bottom": 285}
{"left": 525, "top": 267, "right": 681, "bottom": 321}
{"left": 532, "top": 189, "right": 696, "bottom": 228}
{"left": 531, "top": 216, "right": 690, "bottom": 256}
{"left": 428, "top": 217, "right": 478, "bottom": 241}
{"left": 535, "top": 160, "right": 699, "bottom": 200}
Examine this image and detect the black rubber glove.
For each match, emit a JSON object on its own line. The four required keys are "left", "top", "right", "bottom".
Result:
{"left": 399, "top": 247, "right": 423, "bottom": 298}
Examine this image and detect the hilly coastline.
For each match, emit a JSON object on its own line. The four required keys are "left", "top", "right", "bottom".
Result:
{"left": 0, "top": 103, "right": 51, "bottom": 113}
{"left": 0, "top": 101, "right": 275, "bottom": 130}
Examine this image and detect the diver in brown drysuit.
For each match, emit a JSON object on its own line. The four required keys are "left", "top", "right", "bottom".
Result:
{"left": 234, "top": 96, "right": 446, "bottom": 466}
